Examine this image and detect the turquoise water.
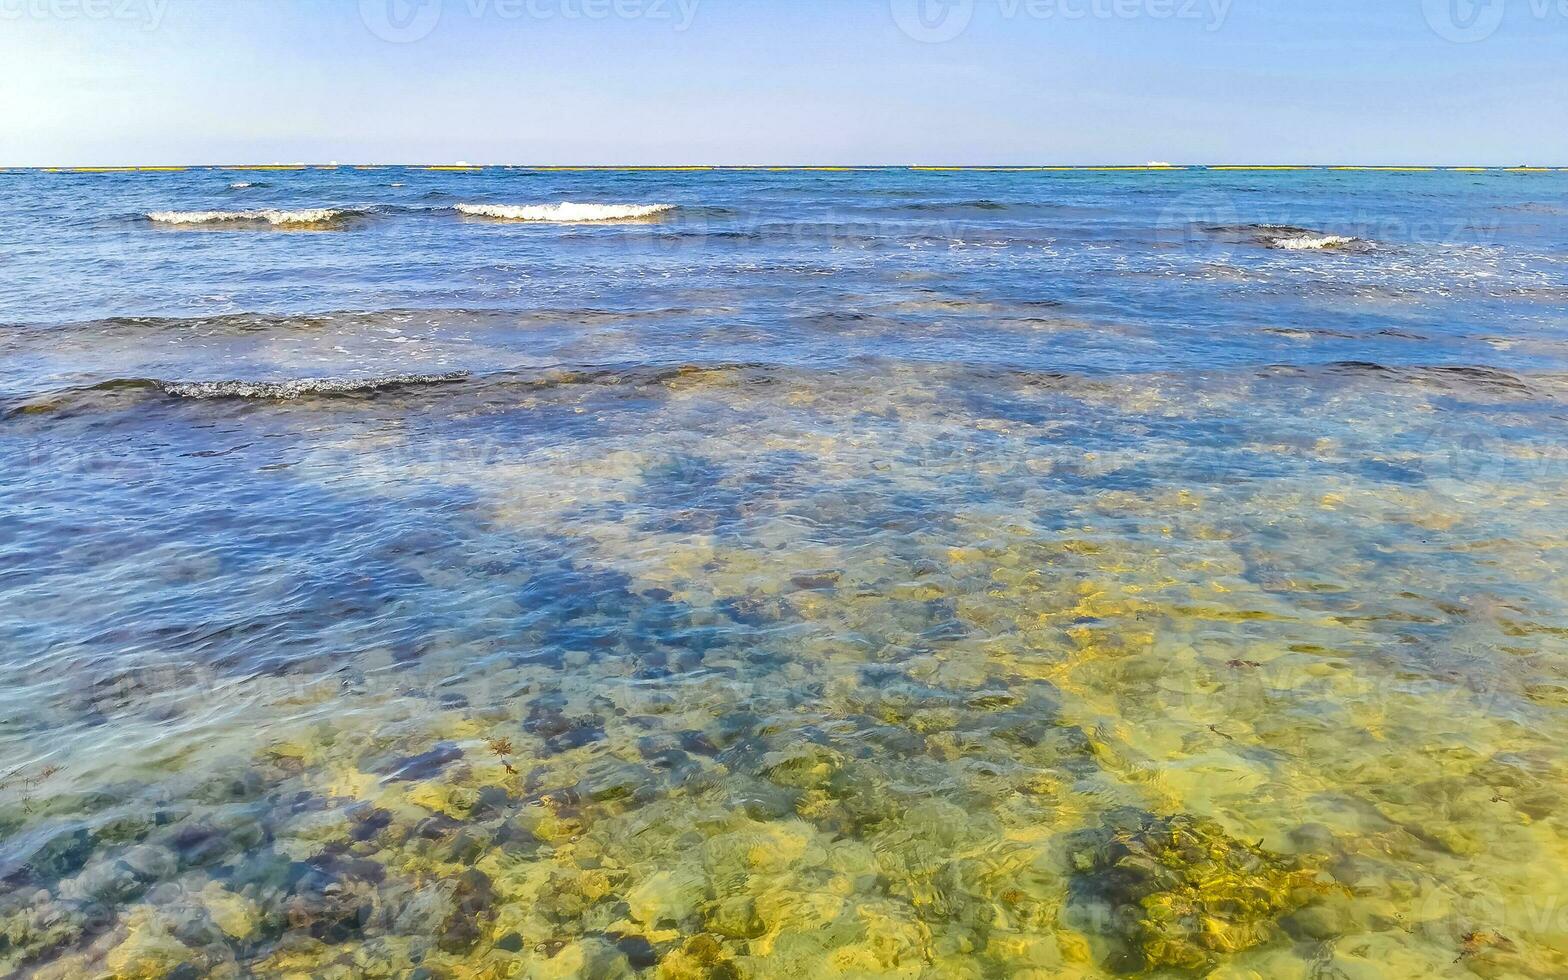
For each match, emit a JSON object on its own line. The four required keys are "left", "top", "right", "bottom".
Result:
{"left": 2, "top": 167, "right": 1568, "bottom": 978}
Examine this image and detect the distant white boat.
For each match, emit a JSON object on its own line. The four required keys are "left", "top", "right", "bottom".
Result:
{"left": 1147, "top": 160, "right": 1174, "bottom": 167}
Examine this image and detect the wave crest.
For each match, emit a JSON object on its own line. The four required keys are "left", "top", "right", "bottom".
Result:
{"left": 1270, "top": 234, "right": 1361, "bottom": 251}
{"left": 157, "top": 372, "right": 469, "bottom": 399}
{"left": 455, "top": 202, "right": 676, "bottom": 222}
{"left": 1204, "top": 223, "right": 1367, "bottom": 251}
{"left": 3, "top": 365, "right": 764, "bottom": 418}
{"left": 146, "top": 208, "right": 363, "bottom": 227}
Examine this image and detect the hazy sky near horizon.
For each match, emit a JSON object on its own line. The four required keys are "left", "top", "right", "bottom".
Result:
{"left": 2, "top": 0, "right": 1565, "bottom": 165}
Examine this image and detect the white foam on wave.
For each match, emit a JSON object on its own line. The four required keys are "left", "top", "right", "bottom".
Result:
{"left": 146, "top": 208, "right": 360, "bottom": 227}
{"left": 455, "top": 202, "right": 676, "bottom": 222}
{"left": 228, "top": 182, "right": 255, "bottom": 189}
{"left": 158, "top": 372, "right": 467, "bottom": 400}
{"left": 1270, "top": 234, "right": 1361, "bottom": 251}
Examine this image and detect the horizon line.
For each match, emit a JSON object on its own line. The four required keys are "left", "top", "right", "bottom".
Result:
{"left": 3, "top": 164, "right": 1567, "bottom": 174}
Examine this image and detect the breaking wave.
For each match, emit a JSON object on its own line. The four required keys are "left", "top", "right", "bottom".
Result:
{"left": 156, "top": 372, "right": 470, "bottom": 399}
{"left": 1271, "top": 234, "right": 1361, "bottom": 251}
{"left": 4, "top": 372, "right": 467, "bottom": 414}
{"left": 3, "top": 365, "right": 757, "bottom": 417}
{"left": 146, "top": 208, "right": 365, "bottom": 227}
{"left": 454, "top": 202, "right": 677, "bottom": 222}
{"left": 1205, "top": 223, "right": 1369, "bottom": 251}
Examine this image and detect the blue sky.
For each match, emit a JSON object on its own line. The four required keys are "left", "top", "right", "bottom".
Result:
{"left": 2, "top": 0, "right": 1564, "bottom": 165}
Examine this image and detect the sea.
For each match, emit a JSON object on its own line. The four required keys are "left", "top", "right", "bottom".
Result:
{"left": 1, "top": 165, "right": 1567, "bottom": 978}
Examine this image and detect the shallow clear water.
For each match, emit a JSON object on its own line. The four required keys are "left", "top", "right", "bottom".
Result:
{"left": 2, "top": 167, "right": 1568, "bottom": 978}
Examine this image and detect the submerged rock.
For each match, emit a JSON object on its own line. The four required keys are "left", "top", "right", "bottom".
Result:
{"left": 1066, "top": 809, "right": 1329, "bottom": 973}
{"left": 626, "top": 868, "right": 706, "bottom": 929}
{"left": 437, "top": 868, "right": 493, "bottom": 953}
{"left": 198, "top": 883, "right": 261, "bottom": 943}
{"left": 103, "top": 909, "right": 201, "bottom": 980}
{"left": 62, "top": 848, "right": 170, "bottom": 906}
{"left": 0, "top": 892, "right": 88, "bottom": 974}
{"left": 282, "top": 866, "right": 373, "bottom": 944}
{"left": 12, "top": 826, "right": 95, "bottom": 884}
{"left": 375, "top": 742, "right": 464, "bottom": 782}
{"left": 658, "top": 933, "right": 739, "bottom": 980}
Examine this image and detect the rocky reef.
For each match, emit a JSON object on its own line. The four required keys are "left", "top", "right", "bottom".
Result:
{"left": 6, "top": 364, "right": 1568, "bottom": 978}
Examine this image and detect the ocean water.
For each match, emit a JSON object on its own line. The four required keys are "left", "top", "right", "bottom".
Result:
{"left": 2, "top": 166, "right": 1568, "bottom": 979}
